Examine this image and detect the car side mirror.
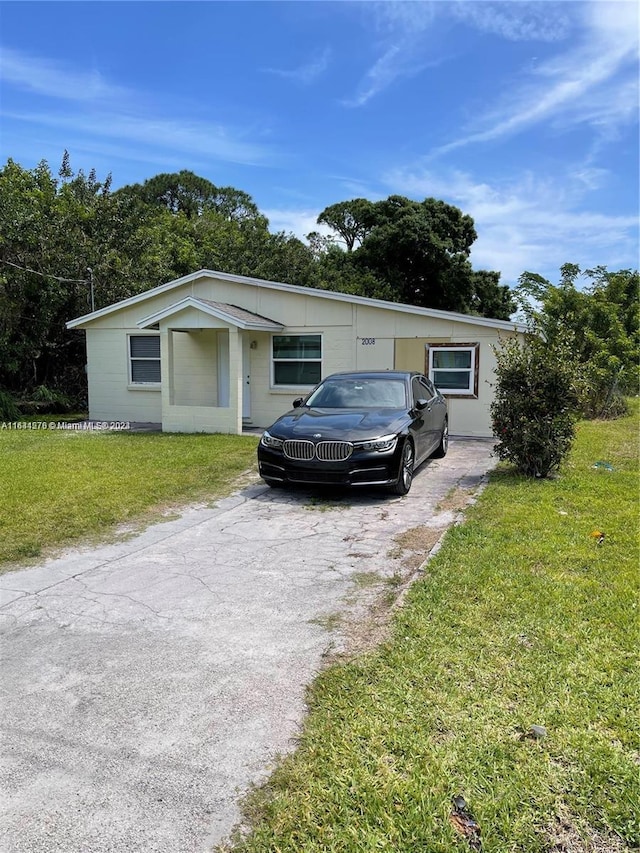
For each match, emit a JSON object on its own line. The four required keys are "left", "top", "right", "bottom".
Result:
{"left": 415, "top": 398, "right": 429, "bottom": 410}
{"left": 292, "top": 397, "right": 305, "bottom": 408}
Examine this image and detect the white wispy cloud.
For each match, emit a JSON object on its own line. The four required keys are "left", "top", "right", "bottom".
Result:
{"left": 344, "top": 1, "right": 576, "bottom": 107}
{"left": 433, "top": 1, "right": 639, "bottom": 155}
{"left": 345, "top": 2, "right": 438, "bottom": 106}
{"left": 450, "top": 1, "right": 572, "bottom": 43}
{"left": 0, "top": 47, "right": 273, "bottom": 167}
{"left": 264, "top": 47, "right": 331, "bottom": 84}
{"left": 0, "top": 47, "right": 129, "bottom": 103}
{"left": 345, "top": 45, "right": 445, "bottom": 108}
{"left": 5, "top": 108, "right": 270, "bottom": 166}
{"left": 384, "top": 165, "right": 639, "bottom": 284}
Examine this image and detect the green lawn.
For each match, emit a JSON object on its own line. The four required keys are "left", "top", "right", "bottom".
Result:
{"left": 0, "top": 426, "right": 258, "bottom": 566}
{"left": 227, "top": 403, "right": 639, "bottom": 853}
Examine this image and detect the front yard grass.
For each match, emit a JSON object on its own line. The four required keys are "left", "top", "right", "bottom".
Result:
{"left": 0, "top": 427, "right": 258, "bottom": 567}
{"left": 228, "top": 402, "right": 639, "bottom": 852}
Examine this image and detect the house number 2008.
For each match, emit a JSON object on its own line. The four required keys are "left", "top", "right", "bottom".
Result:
{"left": 361, "top": 338, "right": 376, "bottom": 345}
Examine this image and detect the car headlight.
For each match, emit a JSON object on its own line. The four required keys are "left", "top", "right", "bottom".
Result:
{"left": 260, "top": 430, "right": 284, "bottom": 449}
{"left": 353, "top": 434, "right": 398, "bottom": 452}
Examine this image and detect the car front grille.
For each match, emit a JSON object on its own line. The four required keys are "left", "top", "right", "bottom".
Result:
{"left": 283, "top": 440, "right": 315, "bottom": 461}
{"left": 283, "top": 439, "right": 353, "bottom": 462}
{"left": 316, "top": 441, "right": 352, "bottom": 461}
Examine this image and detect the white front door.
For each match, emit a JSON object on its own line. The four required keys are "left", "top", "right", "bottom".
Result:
{"left": 242, "top": 338, "right": 251, "bottom": 420}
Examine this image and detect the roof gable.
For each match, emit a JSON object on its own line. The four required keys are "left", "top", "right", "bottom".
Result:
{"left": 136, "top": 296, "right": 283, "bottom": 330}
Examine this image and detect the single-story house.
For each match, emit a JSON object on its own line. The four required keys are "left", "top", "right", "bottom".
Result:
{"left": 66, "top": 269, "right": 526, "bottom": 437}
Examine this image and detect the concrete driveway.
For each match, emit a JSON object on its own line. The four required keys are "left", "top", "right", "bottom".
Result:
{"left": 0, "top": 439, "right": 495, "bottom": 853}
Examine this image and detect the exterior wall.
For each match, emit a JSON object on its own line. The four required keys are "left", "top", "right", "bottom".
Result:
{"left": 242, "top": 324, "right": 358, "bottom": 428}
{"left": 171, "top": 329, "right": 218, "bottom": 407}
{"left": 78, "top": 273, "right": 522, "bottom": 436}
{"left": 394, "top": 332, "right": 516, "bottom": 437}
{"left": 86, "top": 328, "right": 162, "bottom": 422}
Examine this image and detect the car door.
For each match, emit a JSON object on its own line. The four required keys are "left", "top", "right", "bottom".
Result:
{"left": 422, "top": 376, "right": 446, "bottom": 451}
{"left": 410, "top": 376, "right": 433, "bottom": 463}
{"left": 413, "top": 376, "right": 444, "bottom": 458}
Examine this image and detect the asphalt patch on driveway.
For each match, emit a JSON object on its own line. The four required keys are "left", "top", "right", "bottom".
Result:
{"left": 0, "top": 439, "right": 495, "bottom": 853}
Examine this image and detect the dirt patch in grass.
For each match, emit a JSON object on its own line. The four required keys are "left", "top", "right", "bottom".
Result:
{"left": 331, "top": 526, "right": 450, "bottom": 660}
{"left": 331, "top": 583, "right": 407, "bottom": 660}
{"left": 547, "top": 811, "right": 628, "bottom": 852}
{"left": 436, "top": 485, "right": 476, "bottom": 513}
{"left": 393, "top": 524, "right": 446, "bottom": 569}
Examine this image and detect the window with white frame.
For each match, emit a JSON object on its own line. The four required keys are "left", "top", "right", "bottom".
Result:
{"left": 129, "top": 335, "right": 161, "bottom": 384}
{"left": 272, "top": 334, "right": 322, "bottom": 386}
{"left": 427, "top": 343, "right": 479, "bottom": 396}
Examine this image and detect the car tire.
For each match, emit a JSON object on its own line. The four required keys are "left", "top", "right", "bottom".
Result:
{"left": 431, "top": 419, "right": 449, "bottom": 459}
{"left": 391, "top": 439, "right": 414, "bottom": 495}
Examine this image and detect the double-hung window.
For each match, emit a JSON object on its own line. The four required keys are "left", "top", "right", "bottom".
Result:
{"left": 272, "top": 334, "right": 322, "bottom": 386}
{"left": 427, "top": 343, "right": 479, "bottom": 396}
{"left": 129, "top": 335, "right": 161, "bottom": 384}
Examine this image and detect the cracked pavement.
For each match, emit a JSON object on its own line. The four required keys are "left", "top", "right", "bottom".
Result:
{"left": 0, "top": 439, "right": 495, "bottom": 853}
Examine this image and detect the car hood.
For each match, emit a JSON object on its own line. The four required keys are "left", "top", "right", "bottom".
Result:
{"left": 268, "top": 407, "right": 408, "bottom": 441}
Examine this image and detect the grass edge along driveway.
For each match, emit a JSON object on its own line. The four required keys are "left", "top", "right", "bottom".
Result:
{"left": 0, "top": 428, "right": 259, "bottom": 568}
{"left": 223, "top": 402, "right": 639, "bottom": 853}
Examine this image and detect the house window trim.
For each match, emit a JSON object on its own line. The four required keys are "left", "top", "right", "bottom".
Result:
{"left": 128, "top": 333, "right": 161, "bottom": 387}
{"left": 426, "top": 342, "right": 480, "bottom": 398}
{"left": 270, "top": 333, "right": 323, "bottom": 389}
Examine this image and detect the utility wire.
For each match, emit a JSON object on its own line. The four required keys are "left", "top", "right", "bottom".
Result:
{"left": 0, "top": 259, "right": 89, "bottom": 284}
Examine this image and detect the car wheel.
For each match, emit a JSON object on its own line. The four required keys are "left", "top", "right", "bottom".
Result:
{"left": 392, "top": 439, "right": 414, "bottom": 495}
{"left": 432, "top": 419, "right": 449, "bottom": 458}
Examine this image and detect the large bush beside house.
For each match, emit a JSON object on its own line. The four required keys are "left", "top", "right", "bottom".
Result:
{"left": 491, "top": 335, "right": 580, "bottom": 478}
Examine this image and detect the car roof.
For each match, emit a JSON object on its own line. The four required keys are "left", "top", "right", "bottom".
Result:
{"left": 322, "top": 371, "right": 420, "bottom": 381}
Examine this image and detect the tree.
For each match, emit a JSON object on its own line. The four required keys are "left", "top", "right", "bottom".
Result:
{"left": 469, "top": 269, "right": 516, "bottom": 320}
{"left": 0, "top": 156, "right": 115, "bottom": 400}
{"left": 317, "top": 194, "right": 514, "bottom": 318}
{"left": 116, "top": 170, "right": 265, "bottom": 224}
{"left": 317, "top": 199, "right": 377, "bottom": 252}
{"left": 517, "top": 264, "right": 639, "bottom": 418}
{"left": 355, "top": 196, "right": 478, "bottom": 312}
{"left": 490, "top": 335, "right": 579, "bottom": 478}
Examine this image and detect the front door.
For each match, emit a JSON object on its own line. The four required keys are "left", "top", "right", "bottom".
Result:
{"left": 242, "top": 338, "right": 251, "bottom": 420}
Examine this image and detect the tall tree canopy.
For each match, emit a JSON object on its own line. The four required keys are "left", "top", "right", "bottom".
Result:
{"left": 316, "top": 199, "right": 377, "bottom": 252}
{"left": 116, "top": 170, "right": 265, "bottom": 224}
{"left": 317, "top": 195, "right": 515, "bottom": 318}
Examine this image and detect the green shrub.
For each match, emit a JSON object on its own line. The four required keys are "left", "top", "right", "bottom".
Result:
{"left": 491, "top": 335, "right": 580, "bottom": 478}
{"left": 577, "top": 354, "right": 630, "bottom": 420}
{"left": 0, "top": 389, "right": 20, "bottom": 421}
{"left": 18, "top": 385, "right": 75, "bottom": 415}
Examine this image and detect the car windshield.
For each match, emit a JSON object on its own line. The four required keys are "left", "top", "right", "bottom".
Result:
{"left": 306, "top": 378, "right": 407, "bottom": 409}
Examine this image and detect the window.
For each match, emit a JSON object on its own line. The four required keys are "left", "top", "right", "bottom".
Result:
{"left": 412, "top": 376, "right": 435, "bottom": 406}
{"left": 427, "top": 343, "right": 479, "bottom": 396}
{"left": 129, "top": 335, "right": 161, "bottom": 384}
{"left": 272, "top": 334, "right": 322, "bottom": 386}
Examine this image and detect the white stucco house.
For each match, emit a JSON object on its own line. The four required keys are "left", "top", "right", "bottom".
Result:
{"left": 66, "top": 269, "right": 526, "bottom": 437}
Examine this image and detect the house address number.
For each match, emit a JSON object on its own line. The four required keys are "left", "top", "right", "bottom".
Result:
{"left": 361, "top": 338, "right": 376, "bottom": 345}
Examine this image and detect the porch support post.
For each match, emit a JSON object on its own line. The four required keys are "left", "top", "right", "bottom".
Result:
{"left": 228, "top": 326, "right": 243, "bottom": 434}
{"left": 160, "top": 327, "right": 174, "bottom": 423}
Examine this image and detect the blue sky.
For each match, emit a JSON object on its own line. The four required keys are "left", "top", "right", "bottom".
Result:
{"left": 1, "top": 0, "right": 638, "bottom": 288}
